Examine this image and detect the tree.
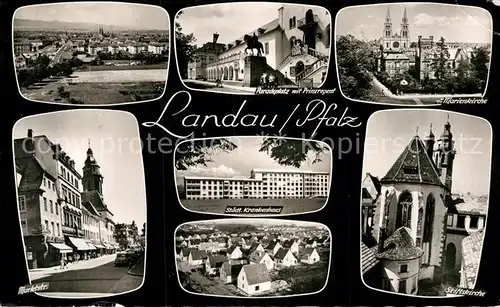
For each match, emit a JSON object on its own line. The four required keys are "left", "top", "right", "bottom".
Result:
{"left": 471, "top": 46, "right": 490, "bottom": 92}
{"left": 175, "top": 11, "right": 197, "bottom": 79}
{"left": 141, "top": 223, "right": 146, "bottom": 236}
{"left": 431, "top": 37, "right": 451, "bottom": 82}
{"left": 336, "top": 35, "right": 374, "bottom": 100}
{"left": 175, "top": 137, "right": 328, "bottom": 170}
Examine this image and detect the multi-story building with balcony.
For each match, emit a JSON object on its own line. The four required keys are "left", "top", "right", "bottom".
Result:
{"left": 186, "top": 5, "right": 331, "bottom": 87}
{"left": 183, "top": 169, "right": 330, "bottom": 200}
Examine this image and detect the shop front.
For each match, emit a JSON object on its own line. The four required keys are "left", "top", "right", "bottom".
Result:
{"left": 92, "top": 240, "right": 107, "bottom": 256}
{"left": 24, "top": 235, "right": 70, "bottom": 269}
{"left": 66, "top": 236, "right": 94, "bottom": 261}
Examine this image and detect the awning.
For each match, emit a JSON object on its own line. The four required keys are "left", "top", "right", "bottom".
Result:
{"left": 94, "top": 244, "right": 106, "bottom": 249}
{"left": 49, "top": 243, "right": 73, "bottom": 253}
{"left": 85, "top": 242, "right": 97, "bottom": 250}
{"left": 68, "top": 237, "right": 93, "bottom": 251}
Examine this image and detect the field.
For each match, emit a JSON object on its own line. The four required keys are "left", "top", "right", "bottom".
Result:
{"left": 20, "top": 69, "right": 167, "bottom": 104}
{"left": 181, "top": 198, "right": 327, "bottom": 215}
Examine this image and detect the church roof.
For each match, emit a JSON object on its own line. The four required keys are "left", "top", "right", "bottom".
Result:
{"left": 376, "top": 227, "right": 424, "bottom": 261}
{"left": 381, "top": 136, "right": 443, "bottom": 187}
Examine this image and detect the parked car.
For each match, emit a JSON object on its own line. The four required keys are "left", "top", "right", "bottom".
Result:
{"left": 114, "top": 252, "right": 129, "bottom": 266}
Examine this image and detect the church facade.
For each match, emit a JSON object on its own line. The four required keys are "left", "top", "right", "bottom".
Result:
{"left": 186, "top": 5, "right": 331, "bottom": 87}
{"left": 364, "top": 118, "right": 458, "bottom": 294}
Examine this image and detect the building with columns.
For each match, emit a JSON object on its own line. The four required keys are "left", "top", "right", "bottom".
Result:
{"left": 363, "top": 117, "right": 464, "bottom": 295}
{"left": 186, "top": 4, "right": 331, "bottom": 87}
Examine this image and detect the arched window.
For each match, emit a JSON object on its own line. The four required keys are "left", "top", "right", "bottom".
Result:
{"left": 396, "top": 191, "right": 412, "bottom": 229}
{"left": 423, "top": 194, "right": 435, "bottom": 242}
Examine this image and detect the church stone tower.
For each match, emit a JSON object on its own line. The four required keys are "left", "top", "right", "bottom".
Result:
{"left": 424, "top": 123, "right": 435, "bottom": 159}
{"left": 82, "top": 141, "right": 104, "bottom": 194}
{"left": 400, "top": 7, "right": 410, "bottom": 48}
{"left": 433, "top": 116, "right": 456, "bottom": 191}
{"left": 383, "top": 7, "right": 392, "bottom": 41}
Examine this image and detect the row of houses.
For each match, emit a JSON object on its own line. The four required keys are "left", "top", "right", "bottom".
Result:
{"left": 74, "top": 41, "right": 167, "bottom": 55}
{"left": 178, "top": 242, "right": 322, "bottom": 295}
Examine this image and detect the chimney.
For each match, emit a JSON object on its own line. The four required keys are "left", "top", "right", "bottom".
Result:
{"left": 27, "top": 129, "right": 33, "bottom": 138}
{"left": 70, "top": 160, "right": 75, "bottom": 168}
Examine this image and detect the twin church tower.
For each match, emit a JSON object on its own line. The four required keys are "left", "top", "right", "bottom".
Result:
{"left": 382, "top": 7, "right": 411, "bottom": 51}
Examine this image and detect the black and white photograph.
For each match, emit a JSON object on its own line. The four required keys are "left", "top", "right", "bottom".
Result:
{"left": 175, "top": 219, "right": 331, "bottom": 297}
{"left": 13, "top": 2, "right": 169, "bottom": 105}
{"left": 361, "top": 110, "right": 491, "bottom": 296}
{"left": 175, "top": 136, "right": 331, "bottom": 216}
{"left": 175, "top": 2, "right": 331, "bottom": 94}
{"left": 336, "top": 3, "right": 492, "bottom": 105}
{"left": 13, "top": 110, "right": 147, "bottom": 298}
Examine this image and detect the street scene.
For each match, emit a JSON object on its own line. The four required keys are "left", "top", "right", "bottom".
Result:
{"left": 14, "top": 110, "right": 147, "bottom": 297}
{"left": 336, "top": 3, "right": 492, "bottom": 105}
{"left": 176, "top": 3, "right": 331, "bottom": 94}
{"left": 175, "top": 136, "right": 331, "bottom": 215}
{"left": 13, "top": 3, "right": 169, "bottom": 104}
{"left": 361, "top": 110, "right": 490, "bottom": 296}
{"left": 176, "top": 219, "right": 330, "bottom": 297}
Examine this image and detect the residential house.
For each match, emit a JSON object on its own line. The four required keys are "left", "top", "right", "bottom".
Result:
{"left": 179, "top": 248, "right": 194, "bottom": 261}
{"left": 265, "top": 240, "right": 282, "bottom": 256}
{"left": 248, "top": 243, "right": 265, "bottom": 254}
{"left": 199, "top": 241, "right": 221, "bottom": 253}
{"left": 299, "top": 247, "right": 320, "bottom": 264}
{"left": 305, "top": 238, "right": 317, "bottom": 248}
{"left": 274, "top": 248, "right": 298, "bottom": 267}
{"left": 188, "top": 250, "right": 208, "bottom": 266}
{"left": 220, "top": 260, "right": 247, "bottom": 284}
{"left": 205, "top": 255, "right": 227, "bottom": 275}
{"left": 227, "top": 245, "right": 243, "bottom": 260}
{"left": 237, "top": 263, "right": 272, "bottom": 295}
{"left": 188, "top": 239, "right": 201, "bottom": 248}
{"left": 282, "top": 239, "right": 299, "bottom": 254}
{"left": 249, "top": 251, "right": 274, "bottom": 270}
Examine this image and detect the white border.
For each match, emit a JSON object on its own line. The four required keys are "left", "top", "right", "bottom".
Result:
{"left": 173, "top": 135, "right": 333, "bottom": 217}
{"left": 173, "top": 2, "right": 333, "bottom": 96}
{"left": 174, "top": 218, "right": 332, "bottom": 298}
{"left": 334, "top": 2, "right": 494, "bottom": 106}
{"left": 12, "top": 109, "right": 148, "bottom": 299}
{"left": 12, "top": 2, "right": 171, "bottom": 106}
{"left": 359, "top": 108, "right": 493, "bottom": 298}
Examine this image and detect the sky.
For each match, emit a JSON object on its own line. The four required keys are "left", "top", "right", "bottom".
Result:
{"left": 177, "top": 2, "right": 283, "bottom": 45}
{"left": 13, "top": 110, "right": 147, "bottom": 227}
{"left": 15, "top": 3, "right": 169, "bottom": 30}
{"left": 176, "top": 136, "right": 332, "bottom": 185}
{"left": 362, "top": 110, "right": 492, "bottom": 196}
{"left": 336, "top": 3, "right": 492, "bottom": 43}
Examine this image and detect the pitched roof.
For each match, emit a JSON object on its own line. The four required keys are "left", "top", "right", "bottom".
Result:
{"left": 461, "top": 229, "right": 484, "bottom": 289}
{"left": 180, "top": 248, "right": 194, "bottom": 257}
{"left": 248, "top": 243, "right": 262, "bottom": 253}
{"left": 221, "top": 261, "right": 245, "bottom": 277}
{"left": 368, "top": 174, "right": 381, "bottom": 194}
{"left": 299, "top": 247, "right": 317, "bottom": 260}
{"left": 208, "top": 255, "right": 227, "bottom": 267}
{"left": 249, "top": 251, "right": 267, "bottom": 263}
{"left": 362, "top": 187, "right": 373, "bottom": 200}
{"left": 241, "top": 263, "right": 271, "bottom": 285}
{"left": 361, "top": 242, "right": 380, "bottom": 274}
{"left": 274, "top": 247, "right": 291, "bottom": 260}
{"left": 266, "top": 240, "right": 279, "bottom": 249}
{"left": 381, "top": 136, "right": 443, "bottom": 187}
{"left": 227, "top": 245, "right": 240, "bottom": 254}
{"left": 81, "top": 190, "right": 108, "bottom": 212}
{"left": 190, "top": 250, "right": 208, "bottom": 260}
{"left": 376, "top": 227, "right": 424, "bottom": 261}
